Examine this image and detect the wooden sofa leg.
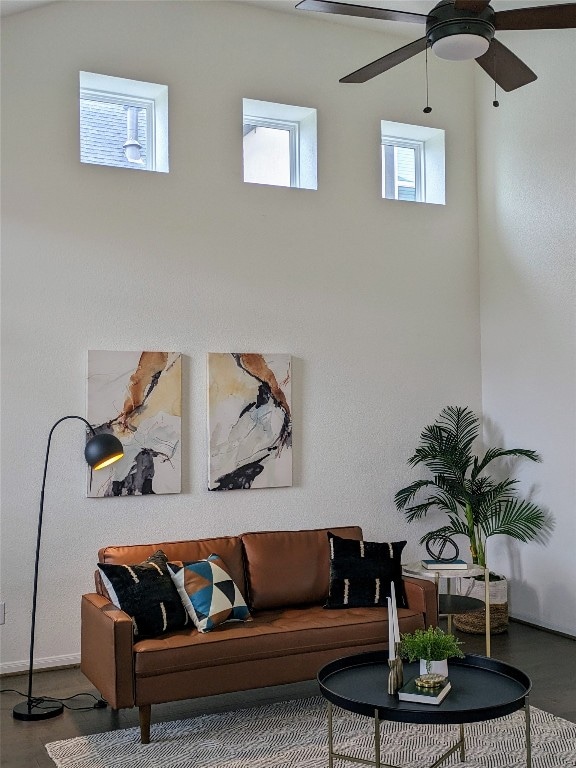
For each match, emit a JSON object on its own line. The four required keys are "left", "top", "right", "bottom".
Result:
{"left": 139, "top": 705, "right": 151, "bottom": 744}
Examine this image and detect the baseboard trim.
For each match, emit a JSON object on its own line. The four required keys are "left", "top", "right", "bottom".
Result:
{"left": 509, "top": 616, "right": 576, "bottom": 641}
{"left": 0, "top": 654, "right": 81, "bottom": 677}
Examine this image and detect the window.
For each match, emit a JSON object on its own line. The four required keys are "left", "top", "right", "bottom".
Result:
{"left": 243, "top": 119, "right": 297, "bottom": 187}
{"left": 80, "top": 72, "right": 169, "bottom": 173}
{"left": 381, "top": 120, "right": 445, "bottom": 205}
{"left": 243, "top": 99, "right": 317, "bottom": 190}
{"left": 382, "top": 139, "right": 424, "bottom": 202}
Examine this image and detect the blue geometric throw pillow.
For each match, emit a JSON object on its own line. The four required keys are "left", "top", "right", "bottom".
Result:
{"left": 168, "top": 554, "right": 251, "bottom": 633}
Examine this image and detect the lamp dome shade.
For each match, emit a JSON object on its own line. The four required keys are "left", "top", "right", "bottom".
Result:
{"left": 84, "top": 432, "right": 124, "bottom": 470}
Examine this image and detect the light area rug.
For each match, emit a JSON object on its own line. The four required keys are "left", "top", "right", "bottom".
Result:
{"left": 45, "top": 695, "right": 576, "bottom": 768}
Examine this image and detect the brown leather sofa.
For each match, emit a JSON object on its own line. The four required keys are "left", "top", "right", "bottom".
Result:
{"left": 81, "top": 526, "right": 437, "bottom": 743}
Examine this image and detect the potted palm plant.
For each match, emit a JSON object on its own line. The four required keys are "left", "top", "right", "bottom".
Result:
{"left": 395, "top": 406, "right": 548, "bottom": 632}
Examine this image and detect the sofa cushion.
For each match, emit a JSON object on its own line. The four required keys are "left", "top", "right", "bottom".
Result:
{"left": 96, "top": 535, "right": 247, "bottom": 601}
{"left": 132, "top": 603, "right": 425, "bottom": 677}
{"left": 241, "top": 526, "right": 363, "bottom": 611}
{"left": 168, "top": 555, "right": 251, "bottom": 633}
{"left": 97, "top": 550, "right": 189, "bottom": 638}
{"left": 324, "top": 533, "right": 407, "bottom": 609}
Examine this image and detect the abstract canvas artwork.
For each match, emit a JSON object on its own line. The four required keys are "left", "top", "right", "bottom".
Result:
{"left": 208, "top": 353, "right": 292, "bottom": 490}
{"left": 87, "top": 350, "right": 181, "bottom": 497}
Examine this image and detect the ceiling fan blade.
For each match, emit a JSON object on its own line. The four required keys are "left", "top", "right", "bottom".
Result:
{"left": 495, "top": 3, "right": 576, "bottom": 30}
{"left": 295, "top": 0, "right": 427, "bottom": 25}
{"left": 475, "top": 38, "right": 537, "bottom": 92}
{"left": 454, "top": 1, "right": 491, "bottom": 11}
{"left": 340, "top": 37, "right": 428, "bottom": 83}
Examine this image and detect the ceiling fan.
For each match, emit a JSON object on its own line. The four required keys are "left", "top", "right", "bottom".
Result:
{"left": 295, "top": 1, "right": 576, "bottom": 91}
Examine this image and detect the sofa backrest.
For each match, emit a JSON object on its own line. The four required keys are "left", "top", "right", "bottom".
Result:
{"left": 241, "top": 526, "right": 362, "bottom": 610}
{"left": 97, "top": 536, "right": 247, "bottom": 599}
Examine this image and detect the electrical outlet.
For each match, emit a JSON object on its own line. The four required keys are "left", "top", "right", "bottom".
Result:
{"left": 0, "top": 602, "right": 5, "bottom": 625}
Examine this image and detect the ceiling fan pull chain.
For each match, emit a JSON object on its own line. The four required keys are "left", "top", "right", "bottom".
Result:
{"left": 492, "top": 46, "right": 499, "bottom": 107}
{"left": 423, "top": 44, "right": 432, "bottom": 114}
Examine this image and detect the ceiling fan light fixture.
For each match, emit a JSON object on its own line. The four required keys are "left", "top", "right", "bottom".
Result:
{"left": 432, "top": 33, "right": 490, "bottom": 61}
{"left": 298, "top": 0, "right": 576, "bottom": 91}
{"left": 427, "top": 12, "right": 494, "bottom": 61}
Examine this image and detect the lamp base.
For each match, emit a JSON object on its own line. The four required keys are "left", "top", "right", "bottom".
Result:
{"left": 13, "top": 699, "right": 64, "bottom": 721}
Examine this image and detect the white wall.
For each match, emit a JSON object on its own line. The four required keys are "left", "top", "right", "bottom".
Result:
{"left": 476, "top": 29, "right": 576, "bottom": 637}
{"left": 1, "top": 0, "right": 483, "bottom": 671}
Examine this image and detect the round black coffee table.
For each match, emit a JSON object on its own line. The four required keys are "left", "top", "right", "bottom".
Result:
{"left": 318, "top": 651, "right": 532, "bottom": 768}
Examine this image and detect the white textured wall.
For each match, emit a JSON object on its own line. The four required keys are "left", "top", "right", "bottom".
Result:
{"left": 476, "top": 29, "right": 576, "bottom": 636}
{"left": 0, "top": 1, "right": 482, "bottom": 671}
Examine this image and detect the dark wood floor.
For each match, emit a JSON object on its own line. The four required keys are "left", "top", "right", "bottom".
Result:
{"left": 1, "top": 619, "right": 575, "bottom": 768}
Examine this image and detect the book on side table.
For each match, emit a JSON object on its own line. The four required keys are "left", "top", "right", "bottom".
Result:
{"left": 421, "top": 559, "right": 468, "bottom": 570}
{"left": 398, "top": 678, "right": 451, "bottom": 705}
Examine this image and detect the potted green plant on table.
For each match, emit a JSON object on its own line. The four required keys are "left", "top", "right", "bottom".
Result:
{"left": 399, "top": 626, "right": 464, "bottom": 685}
{"left": 395, "top": 406, "right": 549, "bottom": 633}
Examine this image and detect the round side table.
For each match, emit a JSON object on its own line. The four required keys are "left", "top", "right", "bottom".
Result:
{"left": 403, "top": 562, "right": 491, "bottom": 656}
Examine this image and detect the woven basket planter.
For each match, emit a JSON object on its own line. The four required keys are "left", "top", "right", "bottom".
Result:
{"left": 453, "top": 575, "right": 509, "bottom": 634}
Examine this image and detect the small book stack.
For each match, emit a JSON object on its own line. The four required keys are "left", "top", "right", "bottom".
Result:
{"left": 421, "top": 559, "right": 468, "bottom": 570}
{"left": 398, "top": 677, "right": 451, "bottom": 705}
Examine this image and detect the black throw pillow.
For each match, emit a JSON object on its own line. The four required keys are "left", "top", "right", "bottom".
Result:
{"left": 324, "top": 533, "right": 407, "bottom": 609}
{"left": 98, "top": 549, "right": 189, "bottom": 638}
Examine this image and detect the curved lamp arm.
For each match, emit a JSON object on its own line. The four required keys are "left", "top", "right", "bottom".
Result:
{"left": 14, "top": 416, "right": 123, "bottom": 721}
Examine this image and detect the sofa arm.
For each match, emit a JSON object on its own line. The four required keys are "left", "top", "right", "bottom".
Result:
{"left": 402, "top": 576, "right": 438, "bottom": 628}
{"left": 80, "top": 593, "right": 135, "bottom": 709}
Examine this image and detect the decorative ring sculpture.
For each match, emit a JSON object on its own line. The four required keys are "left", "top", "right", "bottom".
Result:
{"left": 425, "top": 534, "right": 460, "bottom": 562}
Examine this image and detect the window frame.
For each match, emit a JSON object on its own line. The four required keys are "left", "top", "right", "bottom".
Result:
{"left": 381, "top": 136, "right": 425, "bottom": 203}
{"left": 242, "top": 99, "right": 317, "bottom": 191}
{"left": 79, "top": 72, "right": 169, "bottom": 173}
{"left": 243, "top": 114, "right": 300, "bottom": 188}
{"left": 380, "top": 120, "right": 445, "bottom": 206}
{"left": 80, "top": 88, "right": 156, "bottom": 170}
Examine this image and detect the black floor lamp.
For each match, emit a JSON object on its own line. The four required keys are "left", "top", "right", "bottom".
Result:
{"left": 12, "top": 416, "right": 124, "bottom": 721}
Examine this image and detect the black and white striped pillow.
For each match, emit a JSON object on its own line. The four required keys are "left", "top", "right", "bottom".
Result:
{"left": 324, "top": 533, "right": 407, "bottom": 609}
{"left": 98, "top": 550, "right": 188, "bottom": 638}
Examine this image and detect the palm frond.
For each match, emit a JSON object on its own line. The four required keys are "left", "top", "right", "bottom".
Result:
{"left": 419, "top": 493, "right": 461, "bottom": 515}
{"left": 476, "top": 499, "right": 547, "bottom": 542}
{"left": 409, "top": 444, "right": 472, "bottom": 479}
{"left": 407, "top": 410, "right": 475, "bottom": 479}
{"left": 436, "top": 406, "right": 479, "bottom": 453}
{"left": 394, "top": 480, "right": 437, "bottom": 510}
{"left": 428, "top": 491, "right": 460, "bottom": 516}
{"left": 471, "top": 448, "right": 541, "bottom": 480}
{"left": 434, "top": 474, "right": 467, "bottom": 504}
{"left": 446, "top": 514, "right": 470, "bottom": 534}
{"left": 471, "top": 478, "right": 518, "bottom": 514}
{"left": 407, "top": 426, "right": 453, "bottom": 466}
{"left": 417, "top": 424, "right": 452, "bottom": 450}
{"left": 419, "top": 519, "right": 469, "bottom": 546}
{"left": 419, "top": 423, "right": 460, "bottom": 451}
{"left": 397, "top": 478, "right": 463, "bottom": 522}
{"left": 403, "top": 501, "right": 440, "bottom": 523}
{"left": 468, "top": 475, "right": 500, "bottom": 494}
{"left": 409, "top": 424, "right": 461, "bottom": 465}
{"left": 402, "top": 493, "right": 463, "bottom": 523}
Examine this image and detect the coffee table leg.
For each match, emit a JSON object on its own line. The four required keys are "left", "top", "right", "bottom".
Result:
{"left": 327, "top": 701, "right": 334, "bottom": 768}
{"left": 525, "top": 696, "right": 532, "bottom": 768}
{"left": 374, "top": 708, "right": 381, "bottom": 768}
{"left": 428, "top": 724, "right": 465, "bottom": 768}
